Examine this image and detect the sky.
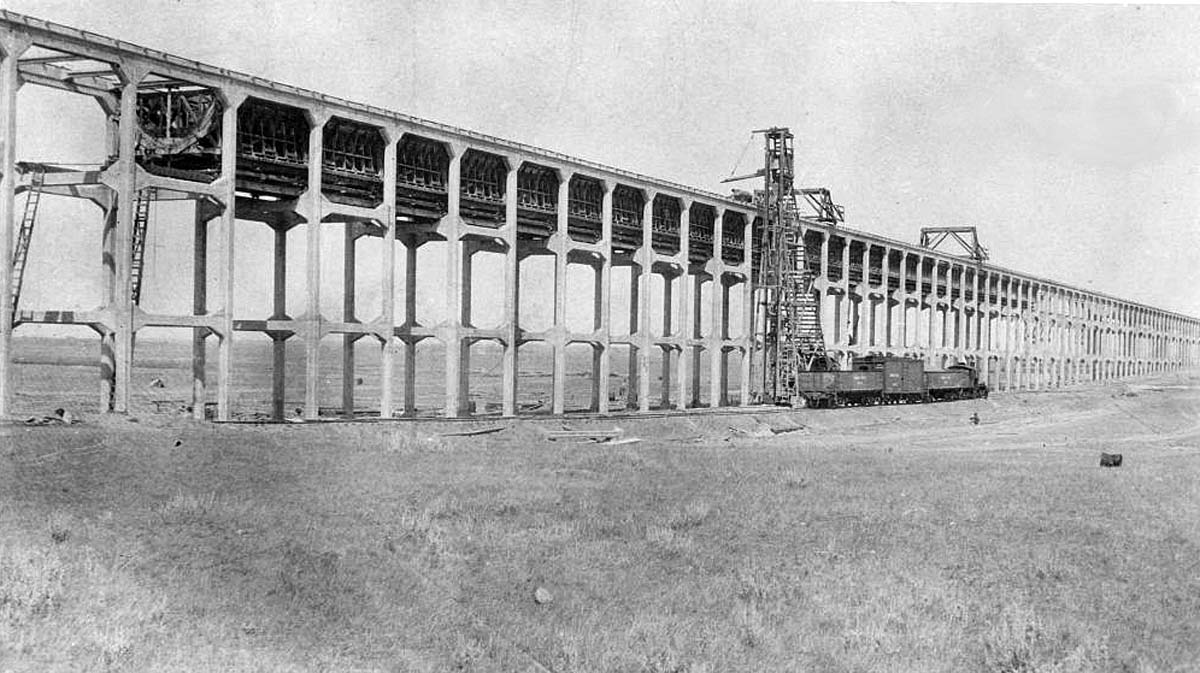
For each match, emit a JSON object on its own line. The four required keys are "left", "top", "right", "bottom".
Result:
{"left": 5, "top": 0, "right": 1200, "bottom": 325}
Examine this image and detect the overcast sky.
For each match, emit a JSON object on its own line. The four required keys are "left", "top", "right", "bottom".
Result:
{"left": 6, "top": 0, "right": 1200, "bottom": 320}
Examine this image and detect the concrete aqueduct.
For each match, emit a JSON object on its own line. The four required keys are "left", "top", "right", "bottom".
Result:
{"left": 1, "top": 11, "right": 1197, "bottom": 420}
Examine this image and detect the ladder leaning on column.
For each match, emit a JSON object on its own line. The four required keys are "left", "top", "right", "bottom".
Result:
{"left": 10, "top": 167, "right": 45, "bottom": 321}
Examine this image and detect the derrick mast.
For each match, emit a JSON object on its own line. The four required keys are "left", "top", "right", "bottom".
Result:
{"left": 727, "top": 127, "right": 829, "bottom": 404}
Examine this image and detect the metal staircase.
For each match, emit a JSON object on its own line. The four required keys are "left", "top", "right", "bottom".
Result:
{"left": 10, "top": 168, "right": 44, "bottom": 319}
{"left": 130, "top": 186, "right": 155, "bottom": 304}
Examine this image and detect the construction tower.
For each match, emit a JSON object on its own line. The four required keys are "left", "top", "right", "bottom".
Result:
{"left": 725, "top": 127, "right": 829, "bottom": 404}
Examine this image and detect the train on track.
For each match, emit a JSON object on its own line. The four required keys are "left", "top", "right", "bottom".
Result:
{"left": 791, "top": 355, "right": 988, "bottom": 408}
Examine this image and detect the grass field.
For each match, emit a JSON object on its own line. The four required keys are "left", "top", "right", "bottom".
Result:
{"left": 2, "top": 348, "right": 1199, "bottom": 671}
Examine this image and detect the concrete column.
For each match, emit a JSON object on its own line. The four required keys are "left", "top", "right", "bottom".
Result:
{"left": 402, "top": 240, "right": 419, "bottom": 415}
{"left": 899, "top": 253, "right": 910, "bottom": 349}
{"left": 595, "top": 183, "right": 613, "bottom": 413}
{"left": 661, "top": 272, "right": 674, "bottom": 409}
{"left": 443, "top": 149, "right": 466, "bottom": 416}
{"left": 301, "top": 114, "right": 328, "bottom": 420}
{"left": 638, "top": 194, "right": 655, "bottom": 411}
{"left": 100, "top": 201, "right": 117, "bottom": 411}
{"left": 191, "top": 206, "right": 209, "bottom": 420}
{"left": 597, "top": 185, "right": 609, "bottom": 412}
{"left": 740, "top": 216, "right": 754, "bottom": 406}
{"left": 928, "top": 262, "right": 939, "bottom": 353}
{"left": 379, "top": 134, "right": 398, "bottom": 418}
{"left": 709, "top": 209, "right": 725, "bottom": 407}
{"left": 0, "top": 36, "right": 29, "bottom": 418}
{"left": 974, "top": 269, "right": 984, "bottom": 354}
{"left": 591, "top": 265, "right": 603, "bottom": 411}
{"left": 675, "top": 199, "right": 691, "bottom": 409}
{"left": 882, "top": 248, "right": 894, "bottom": 348}
{"left": 459, "top": 242, "right": 475, "bottom": 406}
{"left": 501, "top": 166, "right": 519, "bottom": 417}
{"left": 271, "top": 224, "right": 288, "bottom": 420}
{"left": 110, "top": 66, "right": 150, "bottom": 413}
{"left": 214, "top": 93, "right": 242, "bottom": 422}
{"left": 916, "top": 257, "right": 928, "bottom": 352}
{"left": 342, "top": 224, "right": 359, "bottom": 418}
{"left": 551, "top": 175, "right": 570, "bottom": 415}
{"left": 627, "top": 263, "right": 640, "bottom": 409}
{"left": 857, "top": 243, "right": 869, "bottom": 348}
{"left": 690, "top": 272, "right": 703, "bottom": 407}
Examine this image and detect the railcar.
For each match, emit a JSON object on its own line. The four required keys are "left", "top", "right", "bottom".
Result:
{"left": 792, "top": 356, "right": 987, "bottom": 408}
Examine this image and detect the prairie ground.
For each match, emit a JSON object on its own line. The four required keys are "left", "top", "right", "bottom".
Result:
{"left": 2, "top": 353, "right": 1199, "bottom": 671}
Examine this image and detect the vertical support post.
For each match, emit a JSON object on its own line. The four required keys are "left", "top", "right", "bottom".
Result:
{"left": 302, "top": 114, "right": 326, "bottom": 420}
{"left": 739, "top": 215, "right": 753, "bottom": 406}
{"left": 719, "top": 281, "right": 732, "bottom": 406}
{"left": 458, "top": 241, "right": 474, "bottom": 413}
{"left": 341, "top": 223, "right": 357, "bottom": 418}
{"left": 443, "top": 148, "right": 465, "bottom": 416}
{"left": 191, "top": 205, "right": 208, "bottom": 419}
{"left": 591, "top": 263, "right": 603, "bottom": 411}
{"left": 501, "top": 164, "right": 519, "bottom": 417}
{"left": 638, "top": 193, "right": 655, "bottom": 411}
{"left": 403, "top": 239, "right": 418, "bottom": 416}
{"left": 214, "top": 91, "right": 242, "bottom": 422}
{"left": 100, "top": 204, "right": 116, "bottom": 411}
{"left": 627, "top": 264, "right": 640, "bottom": 409}
{"left": 709, "top": 209, "right": 725, "bottom": 407}
{"left": 379, "top": 133, "right": 398, "bottom": 418}
{"left": 661, "top": 274, "right": 673, "bottom": 409}
{"left": 595, "top": 183, "right": 613, "bottom": 414}
{"left": 271, "top": 223, "right": 287, "bottom": 421}
{"left": 841, "top": 241, "right": 852, "bottom": 346}
{"left": 675, "top": 200, "right": 691, "bottom": 409}
{"left": 898, "top": 253, "right": 909, "bottom": 349}
{"left": 552, "top": 175, "right": 570, "bottom": 415}
{"left": 0, "top": 37, "right": 28, "bottom": 418}
{"left": 111, "top": 66, "right": 148, "bottom": 413}
{"left": 691, "top": 273, "right": 703, "bottom": 407}
{"left": 856, "top": 243, "right": 869, "bottom": 348}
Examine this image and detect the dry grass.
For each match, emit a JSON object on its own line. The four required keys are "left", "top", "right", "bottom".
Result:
{"left": 2, "top": 370, "right": 1199, "bottom": 671}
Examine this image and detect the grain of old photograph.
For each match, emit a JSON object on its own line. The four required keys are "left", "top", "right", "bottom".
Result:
{"left": 1, "top": 1, "right": 1198, "bottom": 671}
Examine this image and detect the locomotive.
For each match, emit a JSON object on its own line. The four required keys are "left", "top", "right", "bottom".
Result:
{"left": 792, "top": 355, "right": 988, "bottom": 408}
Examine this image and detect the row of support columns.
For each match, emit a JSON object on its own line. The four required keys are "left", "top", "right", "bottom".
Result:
{"left": 0, "top": 33, "right": 763, "bottom": 419}
{"left": 809, "top": 227, "right": 1200, "bottom": 392}
{"left": 1, "top": 22, "right": 1200, "bottom": 419}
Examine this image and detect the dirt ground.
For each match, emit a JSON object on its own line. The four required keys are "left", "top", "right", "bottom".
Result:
{"left": 2, "top": 349, "right": 1199, "bottom": 671}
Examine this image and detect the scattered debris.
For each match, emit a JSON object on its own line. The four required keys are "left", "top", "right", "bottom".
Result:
{"left": 533, "top": 586, "right": 553, "bottom": 605}
{"left": 149, "top": 377, "right": 166, "bottom": 389}
{"left": 24, "top": 408, "right": 77, "bottom": 426}
{"left": 770, "top": 424, "right": 807, "bottom": 435}
{"left": 151, "top": 400, "right": 189, "bottom": 413}
{"left": 1100, "top": 452, "right": 1123, "bottom": 468}
{"left": 731, "top": 424, "right": 774, "bottom": 438}
{"left": 439, "top": 426, "right": 505, "bottom": 437}
{"left": 544, "top": 428, "right": 623, "bottom": 442}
